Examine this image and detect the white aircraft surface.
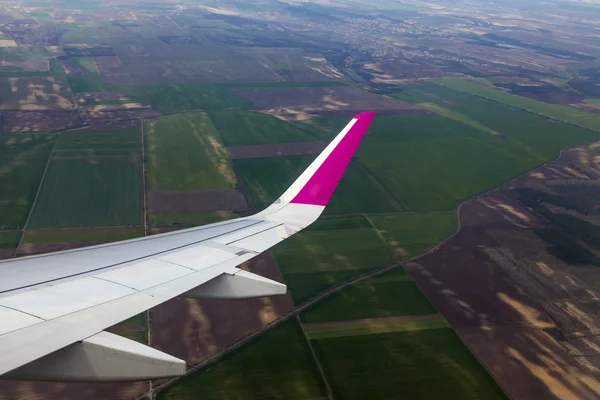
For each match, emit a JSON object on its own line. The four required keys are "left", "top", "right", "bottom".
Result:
{"left": 0, "top": 112, "right": 376, "bottom": 382}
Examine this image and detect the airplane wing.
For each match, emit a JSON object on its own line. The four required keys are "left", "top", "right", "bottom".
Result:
{"left": 0, "top": 111, "right": 376, "bottom": 382}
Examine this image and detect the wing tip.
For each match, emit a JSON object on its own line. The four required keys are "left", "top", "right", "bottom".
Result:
{"left": 289, "top": 110, "right": 376, "bottom": 207}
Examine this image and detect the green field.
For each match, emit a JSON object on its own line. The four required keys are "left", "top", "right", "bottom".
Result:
{"left": 584, "top": 99, "right": 600, "bottom": 105}
{"left": 369, "top": 212, "right": 456, "bottom": 259}
{"left": 149, "top": 212, "right": 238, "bottom": 228}
{"left": 157, "top": 320, "right": 328, "bottom": 400}
{"left": 272, "top": 216, "right": 395, "bottom": 304}
{"left": 210, "top": 111, "right": 316, "bottom": 146}
{"left": 0, "top": 231, "right": 22, "bottom": 249}
{"left": 145, "top": 112, "right": 236, "bottom": 191}
{"left": 27, "top": 128, "right": 143, "bottom": 228}
{"left": 304, "top": 316, "right": 449, "bottom": 339}
{"left": 312, "top": 329, "right": 507, "bottom": 400}
{"left": 67, "top": 75, "right": 107, "bottom": 93}
{"left": 0, "top": 135, "right": 55, "bottom": 230}
{"left": 23, "top": 227, "right": 144, "bottom": 243}
{"left": 72, "top": 56, "right": 100, "bottom": 73}
{"left": 353, "top": 91, "right": 600, "bottom": 210}
{"left": 300, "top": 268, "right": 436, "bottom": 323}
{"left": 432, "top": 78, "right": 600, "bottom": 132}
{"left": 117, "top": 85, "right": 252, "bottom": 114}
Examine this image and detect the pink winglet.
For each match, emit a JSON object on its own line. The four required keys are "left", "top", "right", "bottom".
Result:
{"left": 290, "top": 111, "right": 376, "bottom": 206}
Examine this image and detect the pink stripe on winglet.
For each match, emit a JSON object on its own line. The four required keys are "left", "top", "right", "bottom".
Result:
{"left": 290, "top": 112, "right": 376, "bottom": 206}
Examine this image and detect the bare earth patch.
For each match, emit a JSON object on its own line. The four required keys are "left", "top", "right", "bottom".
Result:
{"left": 80, "top": 108, "right": 161, "bottom": 130}
{"left": 2, "top": 111, "right": 83, "bottom": 133}
{"left": 231, "top": 86, "right": 430, "bottom": 120}
{"left": 0, "top": 248, "right": 16, "bottom": 260}
{"left": 227, "top": 141, "right": 327, "bottom": 159}
{"left": 148, "top": 189, "right": 248, "bottom": 213}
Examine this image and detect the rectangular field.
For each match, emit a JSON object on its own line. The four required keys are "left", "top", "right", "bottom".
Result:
{"left": 145, "top": 112, "right": 236, "bottom": 191}
{"left": 0, "top": 77, "right": 75, "bottom": 110}
{"left": 156, "top": 320, "right": 327, "bottom": 400}
{"left": 22, "top": 227, "right": 145, "bottom": 243}
{"left": 398, "top": 84, "right": 600, "bottom": 160}
{"left": 0, "top": 135, "right": 55, "bottom": 229}
{"left": 304, "top": 315, "right": 449, "bottom": 339}
{"left": 210, "top": 111, "right": 317, "bottom": 147}
{"left": 27, "top": 128, "right": 143, "bottom": 228}
{"left": 433, "top": 78, "right": 600, "bottom": 132}
{"left": 368, "top": 212, "right": 457, "bottom": 259}
{"left": 300, "top": 268, "right": 437, "bottom": 323}
{"left": 272, "top": 216, "right": 395, "bottom": 304}
{"left": 311, "top": 329, "right": 507, "bottom": 400}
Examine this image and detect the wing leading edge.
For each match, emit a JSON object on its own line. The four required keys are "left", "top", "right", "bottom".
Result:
{"left": 0, "top": 112, "right": 376, "bottom": 381}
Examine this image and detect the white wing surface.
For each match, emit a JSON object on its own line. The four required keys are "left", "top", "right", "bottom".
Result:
{"left": 0, "top": 112, "right": 376, "bottom": 382}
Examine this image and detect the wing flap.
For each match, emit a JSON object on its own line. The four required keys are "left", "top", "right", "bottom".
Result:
{"left": 4, "top": 331, "right": 186, "bottom": 382}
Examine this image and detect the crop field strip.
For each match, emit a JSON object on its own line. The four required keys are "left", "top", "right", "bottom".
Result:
{"left": 0, "top": 134, "right": 55, "bottom": 231}
{"left": 26, "top": 127, "right": 143, "bottom": 228}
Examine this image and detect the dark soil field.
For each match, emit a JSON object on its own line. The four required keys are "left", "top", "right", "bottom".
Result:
{"left": 148, "top": 189, "right": 248, "bottom": 213}
{"left": 227, "top": 141, "right": 327, "bottom": 159}
{"left": 2, "top": 111, "right": 83, "bottom": 133}
{"left": 0, "top": 248, "right": 15, "bottom": 260}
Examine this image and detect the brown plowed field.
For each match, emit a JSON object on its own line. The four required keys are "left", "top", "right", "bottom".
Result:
{"left": 2, "top": 111, "right": 83, "bottom": 133}
{"left": 0, "top": 248, "right": 15, "bottom": 260}
{"left": 227, "top": 141, "right": 327, "bottom": 159}
{"left": 148, "top": 189, "right": 248, "bottom": 214}
{"left": 150, "top": 252, "right": 294, "bottom": 364}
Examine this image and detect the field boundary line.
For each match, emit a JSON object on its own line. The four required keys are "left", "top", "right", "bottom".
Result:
{"left": 16, "top": 136, "right": 60, "bottom": 254}
{"left": 297, "top": 315, "right": 335, "bottom": 400}
{"left": 143, "top": 141, "right": 585, "bottom": 400}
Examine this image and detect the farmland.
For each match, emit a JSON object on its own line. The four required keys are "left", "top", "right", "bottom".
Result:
{"left": 157, "top": 320, "right": 327, "bottom": 400}
{"left": 0, "top": 134, "right": 54, "bottom": 229}
{"left": 27, "top": 127, "right": 143, "bottom": 228}
{"left": 368, "top": 212, "right": 456, "bottom": 259}
{"left": 303, "top": 316, "right": 449, "bottom": 339}
{"left": 3, "top": 0, "right": 600, "bottom": 399}
{"left": 210, "top": 111, "right": 316, "bottom": 146}
{"left": 144, "top": 112, "right": 236, "bottom": 191}
{"left": 0, "top": 77, "right": 74, "bottom": 110}
{"left": 432, "top": 78, "right": 600, "bottom": 132}
{"left": 22, "top": 227, "right": 144, "bottom": 243}
{"left": 311, "top": 329, "right": 507, "bottom": 400}
{"left": 272, "top": 216, "right": 395, "bottom": 304}
{"left": 300, "top": 268, "right": 437, "bottom": 323}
